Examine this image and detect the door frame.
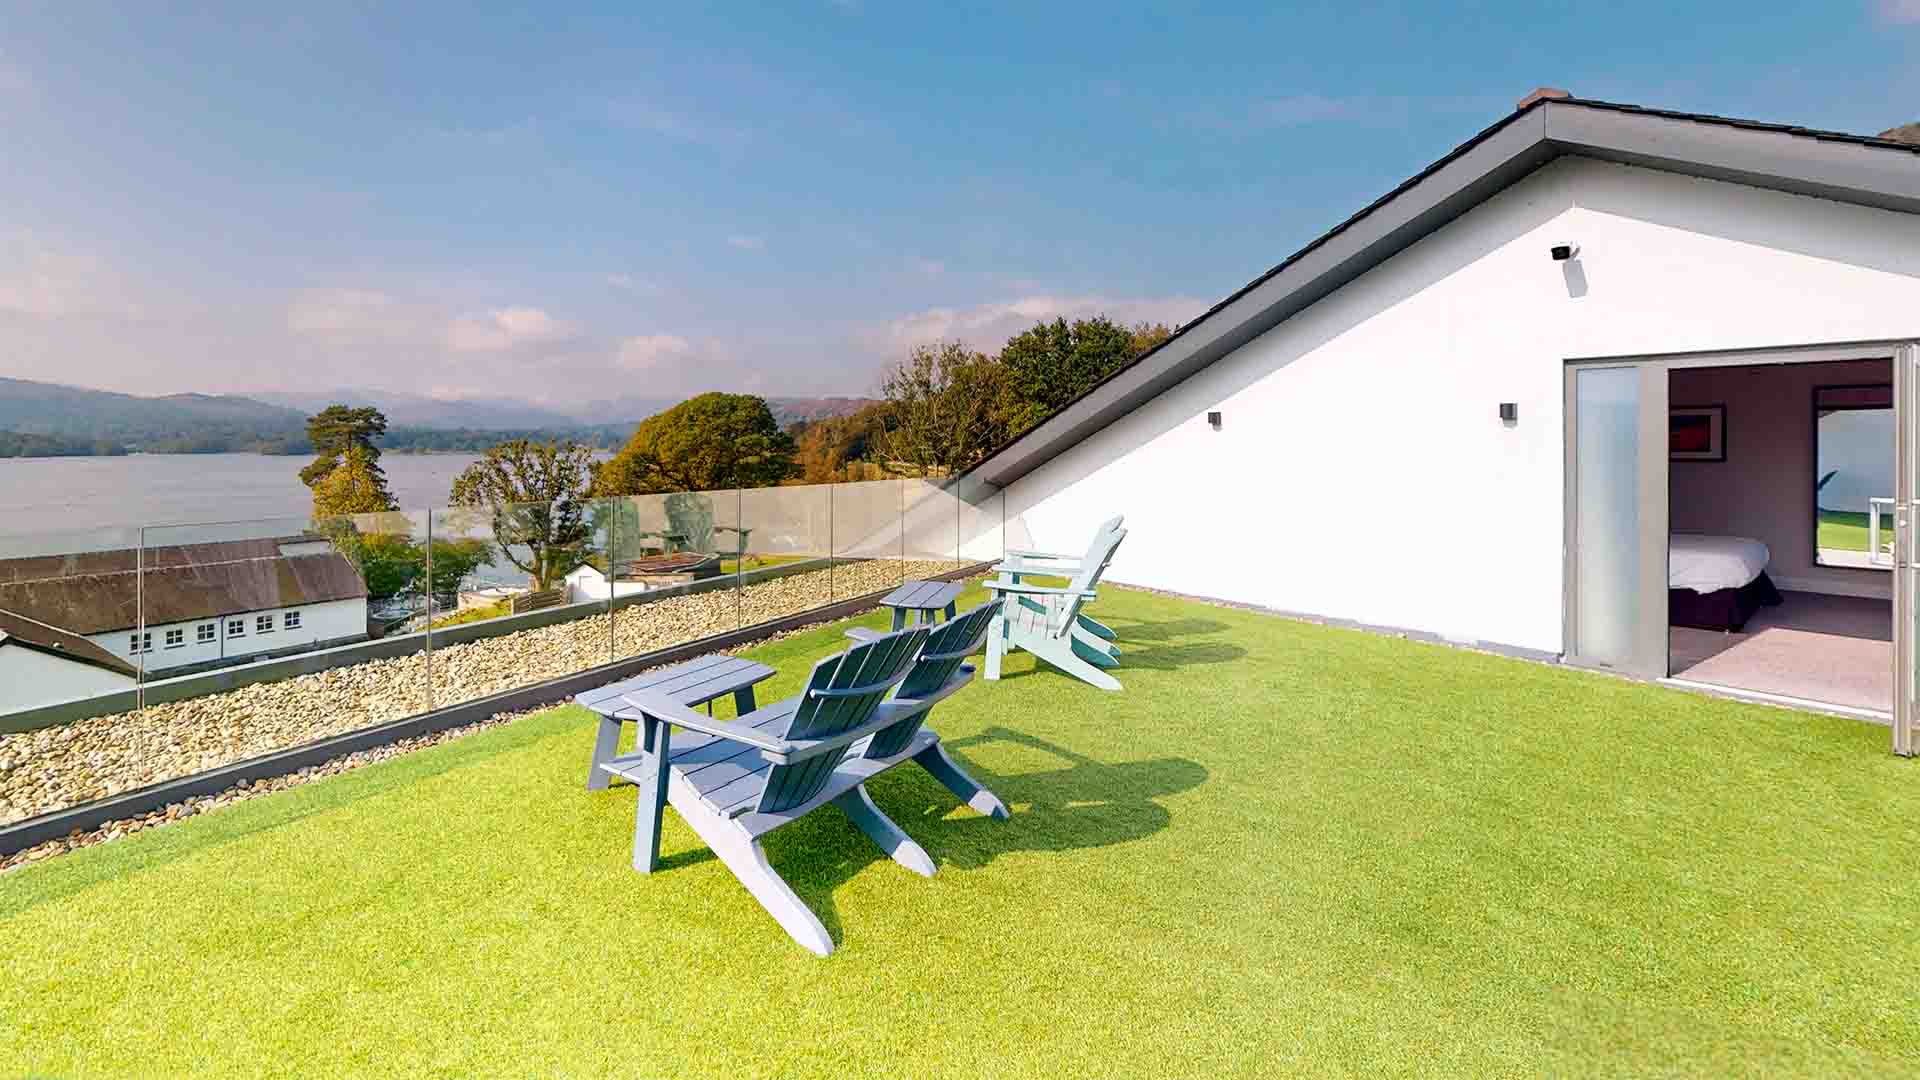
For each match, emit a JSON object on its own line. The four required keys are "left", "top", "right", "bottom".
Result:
{"left": 1565, "top": 340, "right": 1919, "bottom": 755}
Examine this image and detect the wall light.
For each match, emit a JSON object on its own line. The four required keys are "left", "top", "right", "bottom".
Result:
{"left": 1499, "top": 402, "right": 1518, "bottom": 424}
{"left": 1206, "top": 411, "right": 1222, "bottom": 430}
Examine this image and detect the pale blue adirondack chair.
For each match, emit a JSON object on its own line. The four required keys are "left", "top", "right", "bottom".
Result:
{"left": 997, "top": 515, "right": 1123, "bottom": 645}
{"left": 603, "top": 621, "right": 1003, "bottom": 956}
{"left": 983, "top": 522, "right": 1127, "bottom": 690}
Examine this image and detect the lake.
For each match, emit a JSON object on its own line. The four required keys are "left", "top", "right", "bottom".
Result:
{"left": 0, "top": 453, "right": 483, "bottom": 542}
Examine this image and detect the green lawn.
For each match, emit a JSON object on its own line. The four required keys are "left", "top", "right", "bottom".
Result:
{"left": 1818, "top": 508, "right": 1894, "bottom": 554}
{"left": 4, "top": 584, "right": 1918, "bottom": 1076}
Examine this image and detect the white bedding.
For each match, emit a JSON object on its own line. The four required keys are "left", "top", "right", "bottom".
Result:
{"left": 1669, "top": 534, "right": 1770, "bottom": 594}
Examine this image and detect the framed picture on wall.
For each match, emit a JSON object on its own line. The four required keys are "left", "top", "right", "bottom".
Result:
{"left": 1669, "top": 405, "right": 1726, "bottom": 462}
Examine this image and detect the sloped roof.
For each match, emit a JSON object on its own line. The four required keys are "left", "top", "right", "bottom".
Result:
{"left": 0, "top": 536, "right": 367, "bottom": 635}
{"left": 967, "top": 94, "right": 1920, "bottom": 488}
{"left": 0, "top": 608, "right": 139, "bottom": 678}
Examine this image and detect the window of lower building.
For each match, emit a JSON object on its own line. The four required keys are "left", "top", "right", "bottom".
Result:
{"left": 197, "top": 622, "right": 216, "bottom": 644}
{"left": 284, "top": 610, "right": 302, "bottom": 630}
{"left": 164, "top": 628, "right": 185, "bottom": 649}
{"left": 129, "top": 632, "right": 152, "bottom": 654}
{"left": 228, "top": 618, "right": 245, "bottom": 637}
{"left": 257, "top": 614, "right": 275, "bottom": 634}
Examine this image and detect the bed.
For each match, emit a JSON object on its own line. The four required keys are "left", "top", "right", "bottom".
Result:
{"left": 1669, "top": 533, "right": 1782, "bottom": 632}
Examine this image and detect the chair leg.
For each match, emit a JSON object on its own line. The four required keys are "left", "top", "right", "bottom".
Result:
{"left": 984, "top": 614, "right": 1006, "bottom": 680}
{"left": 1070, "top": 623, "right": 1120, "bottom": 662}
{"left": 1075, "top": 613, "right": 1117, "bottom": 640}
{"left": 586, "top": 715, "right": 621, "bottom": 790}
{"left": 678, "top": 798, "right": 835, "bottom": 957}
{"left": 913, "top": 742, "right": 1009, "bottom": 820}
{"left": 832, "top": 785, "right": 935, "bottom": 877}
{"left": 1027, "top": 633, "right": 1122, "bottom": 691}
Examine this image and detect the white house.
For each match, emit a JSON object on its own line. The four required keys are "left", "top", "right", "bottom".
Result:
{"left": 959, "top": 91, "right": 1920, "bottom": 751}
{"left": 0, "top": 608, "right": 138, "bottom": 713}
{"left": 0, "top": 536, "right": 369, "bottom": 710}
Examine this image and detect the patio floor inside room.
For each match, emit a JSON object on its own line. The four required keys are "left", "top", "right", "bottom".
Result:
{"left": 4, "top": 582, "right": 1919, "bottom": 1077}
{"left": 1670, "top": 590, "right": 1891, "bottom": 713}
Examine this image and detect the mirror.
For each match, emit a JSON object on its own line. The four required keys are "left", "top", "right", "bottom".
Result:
{"left": 1814, "top": 384, "right": 1894, "bottom": 570}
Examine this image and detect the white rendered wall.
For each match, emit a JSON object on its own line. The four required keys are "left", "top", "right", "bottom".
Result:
{"left": 1000, "top": 157, "right": 1920, "bottom": 655}
{"left": 86, "top": 598, "right": 367, "bottom": 672}
{"left": 0, "top": 648, "right": 135, "bottom": 711}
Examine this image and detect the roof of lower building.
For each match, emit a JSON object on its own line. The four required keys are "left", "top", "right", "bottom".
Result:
{"left": 0, "top": 535, "right": 368, "bottom": 636}
{"left": 963, "top": 93, "right": 1920, "bottom": 489}
{"left": 0, "top": 607, "right": 139, "bottom": 678}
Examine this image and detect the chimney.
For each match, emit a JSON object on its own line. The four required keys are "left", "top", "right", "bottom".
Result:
{"left": 1516, "top": 87, "right": 1571, "bottom": 111}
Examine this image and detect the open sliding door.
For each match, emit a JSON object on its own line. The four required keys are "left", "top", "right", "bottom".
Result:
{"left": 1894, "top": 343, "right": 1918, "bottom": 756}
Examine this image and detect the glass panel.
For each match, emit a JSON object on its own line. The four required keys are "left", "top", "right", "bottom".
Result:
{"left": 608, "top": 492, "right": 737, "bottom": 660}
{"left": 1574, "top": 367, "right": 1641, "bottom": 666}
{"left": 1813, "top": 383, "right": 1894, "bottom": 569}
{"left": 832, "top": 479, "right": 903, "bottom": 601}
{"left": 903, "top": 478, "right": 963, "bottom": 575}
{"left": 426, "top": 493, "right": 610, "bottom": 709}
{"left": 0, "top": 523, "right": 145, "bottom": 823}
{"left": 960, "top": 486, "right": 1005, "bottom": 567}
{"left": 738, "top": 483, "right": 834, "bottom": 627}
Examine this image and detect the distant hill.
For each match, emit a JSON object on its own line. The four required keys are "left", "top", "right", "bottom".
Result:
{"left": 0, "top": 377, "right": 307, "bottom": 452}
{"left": 1879, "top": 123, "right": 1920, "bottom": 146}
{"left": 251, "top": 389, "right": 585, "bottom": 431}
{"left": 0, "top": 378, "right": 882, "bottom": 457}
{"left": 766, "top": 396, "right": 881, "bottom": 428}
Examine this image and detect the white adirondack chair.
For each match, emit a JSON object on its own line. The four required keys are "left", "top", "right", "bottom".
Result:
{"left": 983, "top": 521, "right": 1127, "bottom": 690}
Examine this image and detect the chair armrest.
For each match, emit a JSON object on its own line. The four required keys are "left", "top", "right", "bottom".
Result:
{"left": 620, "top": 689, "right": 912, "bottom": 766}
{"left": 620, "top": 690, "right": 791, "bottom": 756}
{"left": 983, "top": 580, "right": 1098, "bottom": 598}
{"left": 844, "top": 626, "right": 884, "bottom": 643}
{"left": 1005, "top": 547, "right": 1076, "bottom": 561}
{"left": 995, "top": 559, "right": 1085, "bottom": 576}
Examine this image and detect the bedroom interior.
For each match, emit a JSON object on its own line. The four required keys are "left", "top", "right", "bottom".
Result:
{"left": 1665, "top": 358, "right": 1893, "bottom": 713}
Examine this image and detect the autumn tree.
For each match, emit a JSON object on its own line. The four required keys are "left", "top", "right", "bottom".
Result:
{"left": 449, "top": 439, "right": 596, "bottom": 590}
{"left": 591, "top": 393, "right": 796, "bottom": 496}
{"left": 792, "top": 402, "right": 894, "bottom": 483}
{"left": 300, "top": 404, "right": 392, "bottom": 493}
{"left": 311, "top": 445, "right": 397, "bottom": 517}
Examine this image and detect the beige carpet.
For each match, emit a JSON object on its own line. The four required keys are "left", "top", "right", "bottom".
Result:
{"left": 1670, "top": 591, "right": 1891, "bottom": 712}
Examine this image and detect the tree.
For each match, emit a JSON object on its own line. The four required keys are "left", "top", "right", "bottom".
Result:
{"left": 871, "top": 342, "right": 1005, "bottom": 476}
{"left": 301, "top": 404, "right": 392, "bottom": 495}
{"left": 450, "top": 439, "right": 596, "bottom": 590}
{"left": 1129, "top": 320, "right": 1175, "bottom": 357}
{"left": 591, "top": 393, "right": 796, "bottom": 496}
{"left": 792, "top": 401, "right": 894, "bottom": 483}
{"left": 312, "top": 445, "right": 398, "bottom": 516}
{"left": 995, "top": 315, "right": 1143, "bottom": 437}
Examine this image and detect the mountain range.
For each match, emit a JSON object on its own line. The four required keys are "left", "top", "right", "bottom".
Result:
{"left": 0, "top": 377, "right": 877, "bottom": 455}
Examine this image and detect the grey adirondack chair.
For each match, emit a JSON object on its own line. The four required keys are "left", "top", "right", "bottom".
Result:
{"left": 983, "top": 523, "right": 1127, "bottom": 690}
{"left": 844, "top": 598, "right": 1009, "bottom": 800}
{"left": 600, "top": 624, "right": 1003, "bottom": 956}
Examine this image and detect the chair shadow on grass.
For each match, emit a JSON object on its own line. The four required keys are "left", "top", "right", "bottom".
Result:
{"left": 658, "top": 726, "right": 1207, "bottom": 950}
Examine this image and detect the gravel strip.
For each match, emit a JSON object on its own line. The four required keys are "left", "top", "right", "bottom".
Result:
{"left": 0, "top": 559, "right": 963, "bottom": 826}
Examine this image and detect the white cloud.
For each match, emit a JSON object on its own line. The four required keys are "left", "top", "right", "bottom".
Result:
{"left": 616, "top": 333, "right": 694, "bottom": 371}
{"left": 605, "top": 272, "right": 662, "bottom": 294}
{"left": 286, "top": 288, "right": 426, "bottom": 343}
{"left": 909, "top": 257, "right": 945, "bottom": 276}
{"left": 446, "top": 306, "right": 576, "bottom": 352}
{"left": 727, "top": 234, "right": 765, "bottom": 251}
{"left": 867, "top": 293, "right": 1211, "bottom": 357}
{"left": 609, "top": 99, "right": 750, "bottom": 148}
{"left": 0, "top": 233, "right": 144, "bottom": 319}
{"left": 1880, "top": 0, "right": 1920, "bottom": 23}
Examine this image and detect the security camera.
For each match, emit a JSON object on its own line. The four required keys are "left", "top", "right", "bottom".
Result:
{"left": 1550, "top": 243, "right": 1579, "bottom": 261}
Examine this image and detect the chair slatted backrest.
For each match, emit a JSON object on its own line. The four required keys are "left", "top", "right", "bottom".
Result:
{"left": 1048, "top": 527, "right": 1126, "bottom": 637}
{"left": 755, "top": 625, "right": 930, "bottom": 814}
{"left": 864, "top": 599, "right": 1004, "bottom": 760}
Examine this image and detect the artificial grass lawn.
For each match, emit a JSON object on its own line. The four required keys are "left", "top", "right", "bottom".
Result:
{"left": 4, "top": 584, "right": 1919, "bottom": 1077}
{"left": 1817, "top": 508, "right": 1895, "bottom": 554}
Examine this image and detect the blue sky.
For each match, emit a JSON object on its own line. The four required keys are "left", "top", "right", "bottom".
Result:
{"left": 2, "top": 2, "right": 1918, "bottom": 409}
